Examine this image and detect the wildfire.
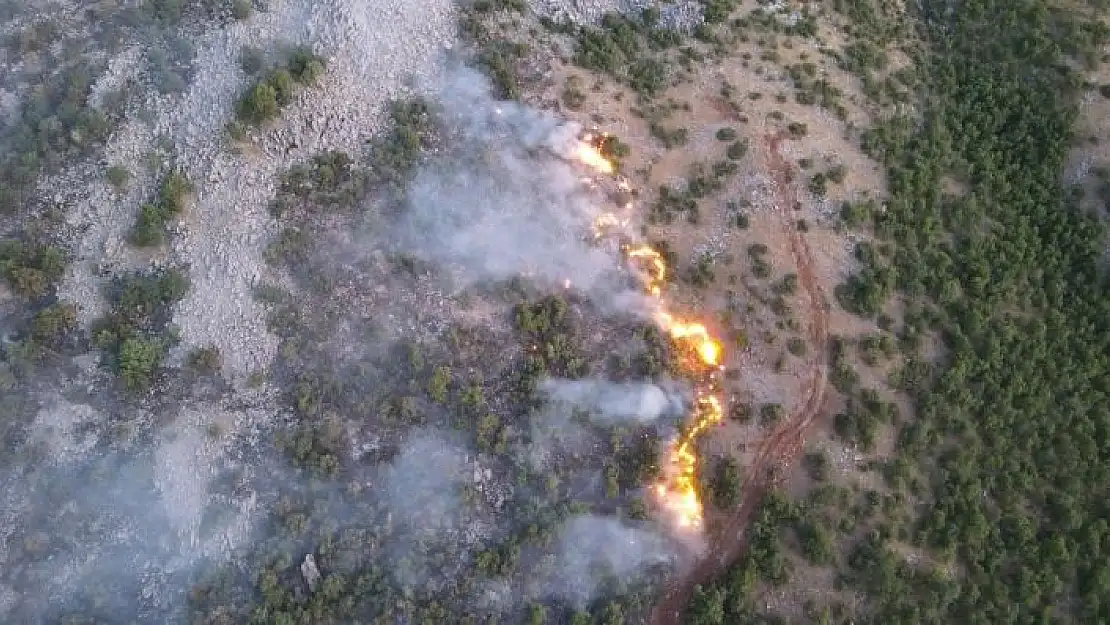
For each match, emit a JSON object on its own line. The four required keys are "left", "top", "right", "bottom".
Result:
{"left": 624, "top": 244, "right": 667, "bottom": 297}
{"left": 655, "top": 311, "right": 722, "bottom": 367}
{"left": 593, "top": 212, "right": 628, "bottom": 240}
{"left": 577, "top": 132, "right": 615, "bottom": 175}
{"left": 570, "top": 131, "right": 728, "bottom": 533}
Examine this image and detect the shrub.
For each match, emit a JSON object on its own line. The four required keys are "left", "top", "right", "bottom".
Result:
{"left": 238, "top": 82, "right": 279, "bottom": 124}
{"left": 629, "top": 58, "right": 668, "bottom": 96}
{"left": 787, "top": 337, "right": 807, "bottom": 357}
{"left": 106, "top": 165, "right": 130, "bottom": 190}
{"left": 31, "top": 302, "right": 77, "bottom": 346}
{"left": 478, "top": 42, "right": 528, "bottom": 100}
{"left": 0, "top": 240, "right": 67, "bottom": 299}
{"left": 236, "top": 50, "right": 326, "bottom": 126}
{"left": 760, "top": 402, "right": 785, "bottom": 425}
{"left": 803, "top": 451, "right": 829, "bottom": 481}
{"left": 231, "top": 0, "right": 252, "bottom": 20}
{"left": 726, "top": 138, "right": 750, "bottom": 160}
{"left": 187, "top": 345, "right": 222, "bottom": 375}
{"left": 774, "top": 273, "right": 799, "bottom": 295}
{"left": 808, "top": 172, "right": 828, "bottom": 196}
{"left": 92, "top": 269, "right": 189, "bottom": 391}
{"left": 118, "top": 336, "right": 166, "bottom": 391}
{"left": 240, "top": 45, "right": 266, "bottom": 75}
{"left": 131, "top": 171, "right": 192, "bottom": 247}
{"left": 710, "top": 456, "right": 743, "bottom": 508}
{"left": 561, "top": 76, "right": 587, "bottom": 110}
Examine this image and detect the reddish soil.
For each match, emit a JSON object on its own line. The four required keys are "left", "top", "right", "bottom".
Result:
{"left": 649, "top": 131, "right": 832, "bottom": 625}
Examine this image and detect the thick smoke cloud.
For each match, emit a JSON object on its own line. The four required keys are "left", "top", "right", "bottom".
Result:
{"left": 391, "top": 65, "right": 633, "bottom": 300}
{"left": 0, "top": 60, "right": 685, "bottom": 624}
{"left": 382, "top": 430, "right": 469, "bottom": 538}
{"left": 379, "top": 429, "right": 485, "bottom": 592}
{"left": 397, "top": 62, "right": 683, "bottom": 596}
{"left": 0, "top": 398, "right": 266, "bottom": 622}
{"left": 537, "top": 515, "right": 675, "bottom": 607}
{"left": 539, "top": 377, "right": 689, "bottom": 425}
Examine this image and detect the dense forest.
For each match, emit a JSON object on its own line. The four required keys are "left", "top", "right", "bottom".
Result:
{"left": 686, "top": 0, "right": 1110, "bottom": 623}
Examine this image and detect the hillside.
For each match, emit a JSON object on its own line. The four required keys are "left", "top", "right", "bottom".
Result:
{"left": 0, "top": 1, "right": 1108, "bottom": 624}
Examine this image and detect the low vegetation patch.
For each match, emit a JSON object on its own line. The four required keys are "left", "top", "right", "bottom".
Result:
{"left": 235, "top": 48, "right": 326, "bottom": 127}
{"left": 92, "top": 268, "right": 190, "bottom": 392}
{"left": 0, "top": 239, "right": 67, "bottom": 299}
{"left": 131, "top": 170, "right": 192, "bottom": 247}
{"left": 572, "top": 9, "right": 684, "bottom": 97}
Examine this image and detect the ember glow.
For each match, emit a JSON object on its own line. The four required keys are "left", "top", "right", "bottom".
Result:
{"left": 571, "top": 130, "right": 727, "bottom": 533}
{"left": 625, "top": 244, "right": 667, "bottom": 297}
{"left": 577, "top": 132, "right": 616, "bottom": 175}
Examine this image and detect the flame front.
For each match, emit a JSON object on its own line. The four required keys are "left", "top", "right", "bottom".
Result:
{"left": 625, "top": 244, "right": 667, "bottom": 297}
{"left": 571, "top": 133, "right": 727, "bottom": 533}
{"left": 577, "top": 132, "right": 616, "bottom": 175}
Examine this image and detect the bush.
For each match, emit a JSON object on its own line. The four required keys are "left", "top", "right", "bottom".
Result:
{"left": 187, "top": 345, "right": 222, "bottom": 375}
{"left": 561, "top": 76, "right": 587, "bottom": 110}
{"left": 729, "top": 401, "right": 753, "bottom": 422}
{"left": 774, "top": 273, "right": 798, "bottom": 295}
{"left": 629, "top": 58, "right": 668, "bottom": 96}
{"left": 787, "top": 337, "right": 807, "bottom": 357}
{"left": 803, "top": 451, "right": 828, "bottom": 481}
{"left": 106, "top": 165, "right": 130, "bottom": 190}
{"left": 132, "top": 171, "right": 192, "bottom": 247}
{"left": 236, "top": 50, "right": 326, "bottom": 126}
{"left": 118, "top": 336, "right": 166, "bottom": 391}
{"left": 808, "top": 172, "right": 828, "bottom": 196}
{"left": 760, "top": 403, "right": 785, "bottom": 426}
{"left": 231, "top": 0, "right": 252, "bottom": 19}
{"left": 238, "top": 82, "right": 278, "bottom": 124}
{"left": 840, "top": 199, "right": 875, "bottom": 229}
{"left": 93, "top": 268, "right": 190, "bottom": 390}
{"left": 31, "top": 302, "right": 77, "bottom": 346}
{"left": 572, "top": 11, "right": 682, "bottom": 95}
{"left": 710, "top": 456, "right": 743, "bottom": 508}
{"left": 0, "top": 240, "right": 67, "bottom": 299}
{"left": 650, "top": 123, "right": 689, "bottom": 148}
{"left": 478, "top": 41, "right": 528, "bottom": 100}
{"left": 715, "top": 127, "right": 738, "bottom": 141}
{"left": 726, "top": 138, "right": 750, "bottom": 160}
{"left": 240, "top": 45, "right": 266, "bottom": 75}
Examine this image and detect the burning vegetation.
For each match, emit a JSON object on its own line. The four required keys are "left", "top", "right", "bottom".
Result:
{"left": 573, "top": 134, "right": 726, "bottom": 533}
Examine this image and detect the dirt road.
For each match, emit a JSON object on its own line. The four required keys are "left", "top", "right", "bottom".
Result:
{"left": 648, "top": 131, "right": 832, "bottom": 625}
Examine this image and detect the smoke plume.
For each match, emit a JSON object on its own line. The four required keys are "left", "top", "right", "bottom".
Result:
{"left": 539, "top": 377, "right": 689, "bottom": 425}
{"left": 390, "top": 65, "right": 633, "bottom": 301}
{"left": 536, "top": 515, "right": 674, "bottom": 607}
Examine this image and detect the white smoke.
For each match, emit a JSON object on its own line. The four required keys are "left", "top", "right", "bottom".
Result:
{"left": 539, "top": 377, "right": 688, "bottom": 424}
{"left": 390, "top": 65, "right": 635, "bottom": 300}
{"left": 535, "top": 515, "right": 675, "bottom": 607}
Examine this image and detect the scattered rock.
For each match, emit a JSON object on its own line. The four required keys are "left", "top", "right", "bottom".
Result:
{"left": 301, "top": 553, "right": 322, "bottom": 592}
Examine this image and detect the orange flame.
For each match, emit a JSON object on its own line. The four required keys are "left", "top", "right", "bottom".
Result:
{"left": 655, "top": 311, "right": 722, "bottom": 367}
{"left": 625, "top": 244, "right": 667, "bottom": 297}
{"left": 571, "top": 134, "right": 727, "bottom": 532}
{"left": 574, "top": 135, "right": 614, "bottom": 175}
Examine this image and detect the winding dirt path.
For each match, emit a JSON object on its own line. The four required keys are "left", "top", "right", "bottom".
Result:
{"left": 648, "top": 132, "right": 832, "bottom": 625}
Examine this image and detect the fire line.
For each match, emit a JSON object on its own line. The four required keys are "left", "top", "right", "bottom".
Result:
{"left": 573, "top": 131, "right": 726, "bottom": 533}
